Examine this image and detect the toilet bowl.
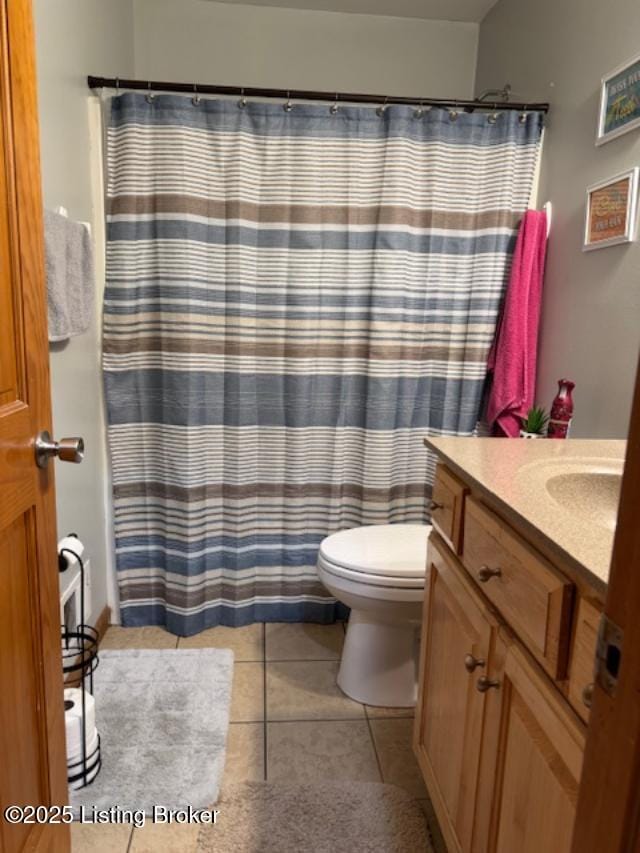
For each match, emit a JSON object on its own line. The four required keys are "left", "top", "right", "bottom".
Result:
{"left": 317, "top": 523, "right": 430, "bottom": 708}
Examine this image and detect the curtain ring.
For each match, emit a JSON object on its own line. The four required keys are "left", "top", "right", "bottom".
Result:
{"left": 238, "top": 87, "right": 247, "bottom": 109}
{"left": 488, "top": 109, "right": 499, "bottom": 124}
{"left": 283, "top": 91, "right": 293, "bottom": 112}
{"left": 115, "top": 77, "right": 120, "bottom": 95}
{"left": 330, "top": 93, "right": 339, "bottom": 115}
{"left": 519, "top": 111, "right": 528, "bottom": 124}
{"left": 146, "top": 82, "right": 155, "bottom": 103}
{"left": 192, "top": 84, "right": 200, "bottom": 106}
{"left": 449, "top": 105, "right": 459, "bottom": 121}
{"left": 413, "top": 100, "right": 425, "bottom": 119}
{"left": 376, "top": 97, "right": 388, "bottom": 117}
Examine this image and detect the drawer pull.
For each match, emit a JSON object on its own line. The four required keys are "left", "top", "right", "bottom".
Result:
{"left": 429, "top": 500, "right": 443, "bottom": 511}
{"left": 478, "top": 565, "right": 502, "bottom": 583}
{"left": 582, "top": 683, "right": 594, "bottom": 709}
{"left": 464, "top": 653, "right": 485, "bottom": 673}
{"left": 476, "top": 676, "right": 500, "bottom": 693}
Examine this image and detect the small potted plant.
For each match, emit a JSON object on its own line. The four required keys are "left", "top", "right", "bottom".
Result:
{"left": 520, "top": 406, "right": 549, "bottom": 438}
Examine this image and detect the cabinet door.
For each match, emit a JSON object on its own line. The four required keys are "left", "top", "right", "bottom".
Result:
{"left": 477, "top": 636, "right": 586, "bottom": 853}
{"left": 414, "top": 534, "right": 496, "bottom": 853}
{"left": 431, "top": 464, "right": 468, "bottom": 553}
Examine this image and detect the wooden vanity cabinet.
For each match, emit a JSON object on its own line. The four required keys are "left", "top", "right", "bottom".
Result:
{"left": 416, "top": 462, "right": 601, "bottom": 853}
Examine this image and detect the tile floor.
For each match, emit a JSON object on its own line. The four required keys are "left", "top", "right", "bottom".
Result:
{"left": 72, "top": 622, "right": 445, "bottom": 852}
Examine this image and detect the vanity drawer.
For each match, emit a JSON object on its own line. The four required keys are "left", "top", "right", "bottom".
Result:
{"left": 430, "top": 464, "right": 468, "bottom": 554}
{"left": 462, "top": 496, "right": 574, "bottom": 679}
{"left": 568, "top": 597, "right": 600, "bottom": 723}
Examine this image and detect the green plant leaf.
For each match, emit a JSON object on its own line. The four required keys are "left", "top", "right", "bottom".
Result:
{"left": 521, "top": 405, "right": 549, "bottom": 434}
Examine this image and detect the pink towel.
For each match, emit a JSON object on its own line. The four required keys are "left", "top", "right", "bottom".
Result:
{"left": 486, "top": 210, "right": 548, "bottom": 437}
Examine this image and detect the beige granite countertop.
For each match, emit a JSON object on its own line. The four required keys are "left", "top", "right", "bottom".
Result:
{"left": 425, "top": 437, "right": 627, "bottom": 598}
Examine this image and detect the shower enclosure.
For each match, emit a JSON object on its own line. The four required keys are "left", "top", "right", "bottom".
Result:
{"left": 102, "top": 89, "right": 543, "bottom": 634}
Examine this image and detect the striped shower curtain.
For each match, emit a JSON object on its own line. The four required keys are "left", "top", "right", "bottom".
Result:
{"left": 104, "top": 93, "right": 542, "bottom": 634}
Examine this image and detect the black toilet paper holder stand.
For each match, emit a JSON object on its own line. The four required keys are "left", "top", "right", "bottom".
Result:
{"left": 60, "top": 545, "right": 101, "bottom": 790}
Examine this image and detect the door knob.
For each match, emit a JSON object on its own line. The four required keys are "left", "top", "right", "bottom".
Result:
{"left": 582, "top": 682, "right": 594, "bottom": 709}
{"left": 464, "top": 653, "right": 486, "bottom": 673}
{"left": 34, "top": 430, "right": 84, "bottom": 468}
{"left": 478, "top": 565, "right": 502, "bottom": 583}
{"left": 476, "top": 676, "right": 500, "bottom": 693}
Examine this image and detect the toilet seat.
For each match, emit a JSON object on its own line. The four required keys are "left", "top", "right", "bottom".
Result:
{"left": 318, "top": 554, "right": 425, "bottom": 589}
{"left": 319, "top": 524, "right": 428, "bottom": 580}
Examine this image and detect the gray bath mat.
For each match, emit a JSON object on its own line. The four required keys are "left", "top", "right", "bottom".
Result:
{"left": 71, "top": 648, "right": 233, "bottom": 814}
{"left": 197, "top": 781, "right": 432, "bottom": 852}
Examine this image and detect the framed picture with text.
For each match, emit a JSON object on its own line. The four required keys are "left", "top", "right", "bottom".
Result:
{"left": 583, "top": 168, "right": 639, "bottom": 251}
{"left": 597, "top": 53, "right": 640, "bottom": 144}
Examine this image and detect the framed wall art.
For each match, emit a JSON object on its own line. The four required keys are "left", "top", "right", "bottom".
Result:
{"left": 597, "top": 53, "right": 640, "bottom": 145}
{"left": 583, "top": 167, "right": 639, "bottom": 251}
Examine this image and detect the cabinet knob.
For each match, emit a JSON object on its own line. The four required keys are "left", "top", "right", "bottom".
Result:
{"left": 429, "top": 500, "right": 443, "bottom": 511}
{"left": 478, "top": 565, "right": 502, "bottom": 583}
{"left": 582, "top": 682, "right": 594, "bottom": 709}
{"left": 476, "top": 676, "right": 500, "bottom": 693}
{"left": 464, "top": 654, "right": 485, "bottom": 673}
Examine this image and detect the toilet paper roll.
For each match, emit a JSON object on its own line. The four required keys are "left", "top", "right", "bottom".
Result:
{"left": 67, "top": 729, "right": 100, "bottom": 790}
{"left": 68, "top": 755, "right": 100, "bottom": 790}
{"left": 64, "top": 687, "right": 96, "bottom": 761}
{"left": 58, "top": 535, "right": 85, "bottom": 572}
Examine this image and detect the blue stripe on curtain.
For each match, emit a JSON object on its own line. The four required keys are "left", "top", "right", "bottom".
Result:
{"left": 105, "top": 285, "right": 504, "bottom": 312}
{"left": 104, "top": 93, "right": 542, "bottom": 634}
{"left": 107, "top": 221, "right": 518, "bottom": 255}
{"left": 105, "top": 372, "right": 484, "bottom": 429}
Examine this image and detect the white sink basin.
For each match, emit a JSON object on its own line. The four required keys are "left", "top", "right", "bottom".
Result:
{"left": 516, "top": 456, "right": 624, "bottom": 534}
{"left": 545, "top": 470, "right": 622, "bottom": 532}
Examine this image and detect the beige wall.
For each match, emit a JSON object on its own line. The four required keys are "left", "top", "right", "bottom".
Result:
{"left": 476, "top": 0, "right": 640, "bottom": 438}
{"left": 133, "top": 0, "right": 478, "bottom": 98}
{"left": 34, "top": 0, "right": 134, "bottom": 622}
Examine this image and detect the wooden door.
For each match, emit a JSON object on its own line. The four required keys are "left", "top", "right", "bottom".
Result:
{"left": 571, "top": 354, "right": 640, "bottom": 852}
{"left": 477, "top": 635, "right": 585, "bottom": 853}
{"left": 414, "top": 533, "right": 496, "bottom": 853}
{"left": 0, "top": 1, "right": 69, "bottom": 851}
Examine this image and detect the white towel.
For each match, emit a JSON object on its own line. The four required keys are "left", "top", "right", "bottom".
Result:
{"left": 44, "top": 209, "right": 95, "bottom": 342}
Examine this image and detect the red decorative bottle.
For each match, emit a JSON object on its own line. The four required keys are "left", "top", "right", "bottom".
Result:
{"left": 547, "top": 379, "right": 575, "bottom": 438}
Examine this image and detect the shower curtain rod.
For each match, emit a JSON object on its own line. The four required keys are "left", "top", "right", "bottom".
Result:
{"left": 87, "top": 75, "right": 549, "bottom": 113}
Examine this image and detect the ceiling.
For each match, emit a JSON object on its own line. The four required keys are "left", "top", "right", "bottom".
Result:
{"left": 208, "top": 0, "right": 500, "bottom": 24}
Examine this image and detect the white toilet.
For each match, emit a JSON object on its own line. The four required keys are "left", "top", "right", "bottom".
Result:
{"left": 317, "top": 523, "right": 430, "bottom": 708}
